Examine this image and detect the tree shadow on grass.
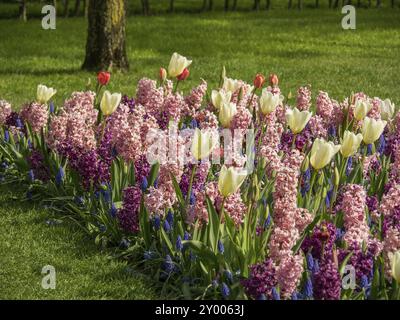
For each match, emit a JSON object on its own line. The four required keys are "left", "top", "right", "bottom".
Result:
{"left": 0, "top": 67, "right": 84, "bottom": 77}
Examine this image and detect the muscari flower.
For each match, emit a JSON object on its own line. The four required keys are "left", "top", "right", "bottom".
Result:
{"left": 163, "top": 220, "right": 171, "bottom": 233}
{"left": 303, "top": 278, "right": 313, "bottom": 299}
{"left": 141, "top": 177, "right": 148, "bottom": 192}
{"left": 271, "top": 287, "right": 280, "bottom": 300}
{"left": 176, "top": 235, "right": 183, "bottom": 252}
{"left": 218, "top": 240, "right": 224, "bottom": 254}
{"left": 109, "top": 203, "right": 117, "bottom": 218}
{"left": 153, "top": 215, "right": 161, "bottom": 230}
{"left": 221, "top": 283, "right": 230, "bottom": 299}
{"left": 55, "top": 166, "right": 64, "bottom": 185}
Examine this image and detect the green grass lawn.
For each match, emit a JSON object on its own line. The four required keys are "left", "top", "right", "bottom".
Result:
{"left": 0, "top": 7, "right": 399, "bottom": 299}
{"left": 0, "top": 8, "right": 399, "bottom": 109}
{"left": 0, "top": 185, "right": 157, "bottom": 299}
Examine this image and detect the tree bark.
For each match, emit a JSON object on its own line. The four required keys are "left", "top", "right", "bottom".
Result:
{"left": 19, "top": 0, "right": 27, "bottom": 22}
{"left": 224, "top": 0, "right": 230, "bottom": 11}
{"left": 169, "top": 0, "right": 175, "bottom": 12}
{"left": 64, "top": 0, "right": 69, "bottom": 17}
{"left": 315, "top": 0, "right": 319, "bottom": 7}
{"left": 266, "top": 0, "right": 271, "bottom": 9}
{"left": 208, "top": 0, "right": 213, "bottom": 11}
{"left": 84, "top": 0, "right": 89, "bottom": 17}
{"left": 288, "top": 0, "right": 293, "bottom": 9}
{"left": 73, "top": 0, "right": 81, "bottom": 16}
{"left": 392, "top": 0, "right": 395, "bottom": 8}
{"left": 253, "top": 0, "right": 260, "bottom": 10}
{"left": 298, "top": 0, "right": 303, "bottom": 10}
{"left": 232, "top": 0, "right": 238, "bottom": 10}
{"left": 82, "top": 0, "right": 129, "bottom": 72}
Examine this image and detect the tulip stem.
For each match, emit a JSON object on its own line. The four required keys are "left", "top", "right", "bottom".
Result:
{"left": 185, "top": 163, "right": 197, "bottom": 216}
{"left": 174, "top": 80, "right": 181, "bottom": 94}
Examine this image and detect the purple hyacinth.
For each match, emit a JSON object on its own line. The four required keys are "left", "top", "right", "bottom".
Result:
{"left": 301, "top": 222, "right": 337, "bottom": 261}
{"left": 241, "top": 259, "right": 278, "bottom": 300}
{"left": 383, "top": 206, "right": 400, "bottom": 237}
{"left": 313, "top": 260, "right": 341, "bottom": 300}
{"left": 117, "top": 186, "right": 141, "bottom": 233}
{"left": 121, "top": 95, "right": 135, "bottom": 113}
{"left": 28, "top": 149, "right": 50, "bottom": 182}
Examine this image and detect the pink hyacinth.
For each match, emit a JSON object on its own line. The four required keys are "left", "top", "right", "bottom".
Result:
{"left": 136, "top": 78, "right": 164, "bottom": 117}
{"left": 183, "top": 80, "right": 207, "bottom": 117}
{"left": 296, "top": 85, "right": 312, "bottom": 111}
{"left": 268, "top": 149, "right": 309, "bottom": 298}
{"left": 20, "top": 102, "right": 49, "bottom": 133}
{"left": 0, "top": 100, "right": 12, "bottom": 125}
{"left": 383, "top": 227, "right": 400, "bottom": 279}
{"left": 308, "top": 115, "right": 328, "bottom": 139}
{"left": 316, "top": 91, "right": 334, "bottom": 121}
{"left": 259, "top": 112, "right": 283, "bottom": 177}
{"left": 231, "top": 105, "right": 252, "bottom": 131}
{"left": 194, "top": 109, "right": 219, "bottom": 130}
{"left": 340, "top": 184, "right": 370, "bottom": 246}
{"left": 47, "top": 91, "right": 98, "bottom": 151}
{"left": 276, "top": 254, "right": 304, "bottom": 298}
{"left": 368, "top": 97, "right": 382, "bottom": 120}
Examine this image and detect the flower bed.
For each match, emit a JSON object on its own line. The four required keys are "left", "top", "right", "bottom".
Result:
{"left": 1, "top": 53, "right": 400, "bottom": 300}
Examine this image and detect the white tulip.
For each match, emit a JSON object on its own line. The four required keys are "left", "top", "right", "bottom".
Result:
{"left": 218, "top": 165, "right": 248, "bottom": 197}
{"left": 259, "top": 89, "right": 280, "bottom": 114}
{"left": 168, "top": 52, "right": 192, "bottom": 78}
{"left": 211, "top": 89, "right": 232, "bottom": 110}
{"left": 354, "top": 99, "right": 372, "bottom": 121}
{"left": 380, "top": 99, "right": 395, "bottom": 121}
{"left": 310, "top": 138, "right": 341, "bottom": 170}
{"left": 340, "top": 130, "right": 363, "bottom": 158}
{"left": 361, "top": 117, "right": 387, "bottom": 145}
{"left": 100, "top": 91, "right": 122, "bottom": 116}
{"left": 285, "top": 107, "right": 312, "bottom": 134}
{"left": 191, "top": 128, "right": 217, "bottom": 160}
{"left": 37, "top": 84, "right": 56, "bottom": 104}
{"left": 219, "top": 102, "right": 237, "bottom": 128}
{"left": 389, "top": 250, "right": 400, "bottom": 284}
{"left": 223, "top": 77, "right": 241, "bottom": 93}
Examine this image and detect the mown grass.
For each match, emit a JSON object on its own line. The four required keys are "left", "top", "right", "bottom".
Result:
{"left": 0, "top": 8, "right": 399, "bottom": 108}
{"left": 0, "top": 185, "right": 157, "bottom": 299}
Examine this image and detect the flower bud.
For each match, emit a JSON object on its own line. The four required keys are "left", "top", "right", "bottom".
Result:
{"left": 269, "top": 73, "right": 279, "bottom": 87}
{"left": 177, "top": 68, "right": 190, "bottom": 81}
{"left": 159, "top": 67, "right": 167, "bottom": 82}
{"left": 97, "top": 71, "right": 111, "bottom": 86}
{"left": 253, "top": 73, "right": 265, "bottom": 89}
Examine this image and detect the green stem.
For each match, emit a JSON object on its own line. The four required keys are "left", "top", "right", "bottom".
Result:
{"left": 174, "top": 80, "right": 181, "bottom": 93}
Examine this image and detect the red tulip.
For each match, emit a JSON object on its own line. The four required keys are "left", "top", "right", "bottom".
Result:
{"left": 269, "top": 73, "right": 279, "bottom": 87}
{"left": 97, "top": 71, "right": 111, "bottom": 86}
{"left": 253, "top": 73, "right": 265, "bottom": 89}
{"left": 159, "top": 67, "right": 167, "bottom": 82}
{"left": 177, "top": 68, "right": 190, "bottom": 81}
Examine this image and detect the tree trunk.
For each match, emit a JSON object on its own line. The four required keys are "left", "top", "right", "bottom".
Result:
{"left": 224, "top": 0, "right": 229, "bottom": 11}
{"left": 288, "top": 0, "right": 293, "bottom": 9}
{"left": 298, "top": 0, "right": 303, "bottom": 9}
{"left": 253, "top": 0, "right": 260, "bottom": 10}
{"left": 357, "top": 0, "right": 361, "bottom": 7}
{"left": 315, "top": 0, "right": 319, "bottom": 7}
{"left": 82, "top": 0, "right": 129, "bottom": 72}
{"left": 83, "top": 0, "right": 89, "bottom": 18}
{"left": 64, "top": 0, "right": 69, "bottom": 17}
{"left": 376, "top": 0, "right": 381, "bottom": 7}
{"left": 73, "top": 0, "right": 81, "bottom": 16}
{"left": 329, "top": 0, "right": 332, "bottom": 7}
{"left": 232, "top": 0, "right": 238, "bottom": 10}
{"left": 392, "top": 0, "right": 395, "bottom": 8}
{"left": 208, "top": 0, "right": 213, "bottom": 11}
{"left": 169, "top": 0, "right": 174, "bottom": 12}
{"left": 19, "top": 0, "right": 27, "bottom": 22}
{"left": 266, "top": 0, "right": 271, "bottom": 9}
{"left": 141, "top": 0, "right": 150, "bottom": 15}
{"left": 333, "top": 0, "right": 339, "bottom": 7}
